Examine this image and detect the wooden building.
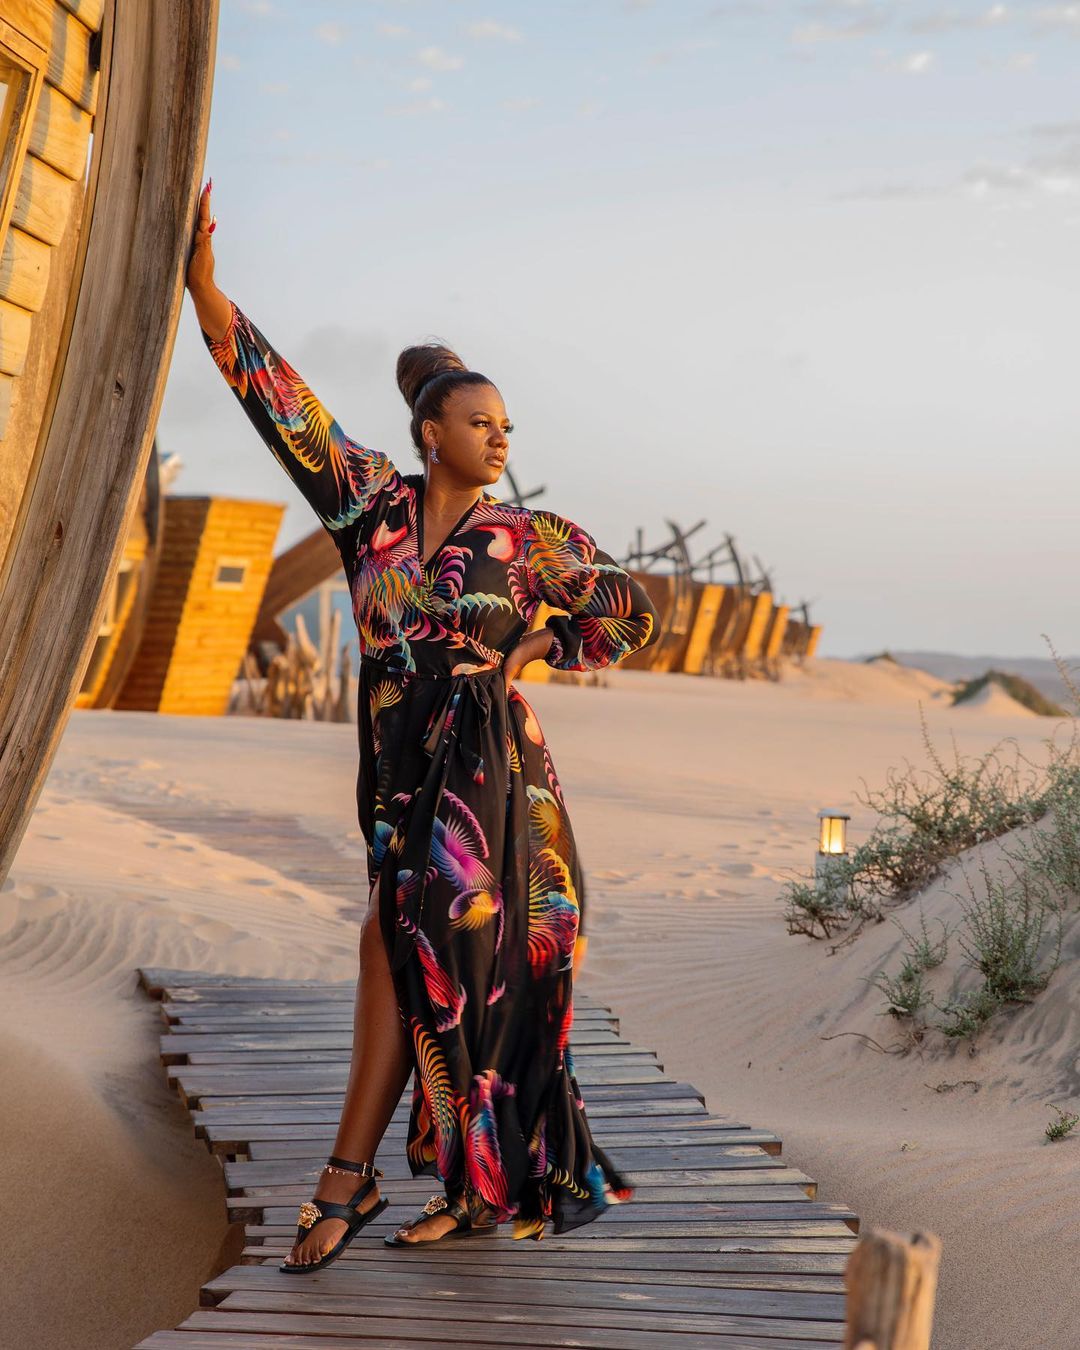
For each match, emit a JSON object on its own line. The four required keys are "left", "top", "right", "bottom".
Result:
{"left": 0, "top": 1, "right": 217, "bottom": 885}
{"left": 114, "top": 495, "right": 283, "bottom": 716}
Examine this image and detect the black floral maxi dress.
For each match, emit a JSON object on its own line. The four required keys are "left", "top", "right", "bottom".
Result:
{"left": 201, "top": 299, "right": 661, "bottom": 1238}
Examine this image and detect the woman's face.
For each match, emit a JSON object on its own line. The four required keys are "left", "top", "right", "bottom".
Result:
{"left": 423, "top": 383, "right": 512, "bottom": 487}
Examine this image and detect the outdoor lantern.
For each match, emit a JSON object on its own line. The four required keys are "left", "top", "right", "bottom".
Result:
{"left": 815, "top": 809, "right": 851, "bottom": 902}
{"left": 817, "top": 809, "right": 850, "bottom": 857}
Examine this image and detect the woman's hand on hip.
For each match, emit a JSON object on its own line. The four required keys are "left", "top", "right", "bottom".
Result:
{"left": 503, "top": 627, "right": 554, "bottom": 691}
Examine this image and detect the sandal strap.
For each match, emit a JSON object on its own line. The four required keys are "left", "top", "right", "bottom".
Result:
{"left": 295, "top": 1179, "right": 378, "bottom": 1234}
{"left": 444, "top": 1198, "right": 471, "bottom": 1229}
{"left": 327, "top": 1154, "right": 381, "bottom": 1178}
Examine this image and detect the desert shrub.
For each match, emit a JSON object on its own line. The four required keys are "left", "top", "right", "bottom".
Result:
{"left": 1010, "top": 738, "right": 1080, "bottom": 903}
{"left": 871, "top": 909, "right": 949, "bottom": 1022}
{"left": 783, "top": 876, "right": 850, "bottom": 939}
{"left": 1045, "top": 1104, "right": 1079, "bottom": 1142}
{"left": 934, "top": 985, "right": 1004, "bottom": 1041}
{"left": 954, "top": 863, "right": 1062, "bottom": 1004}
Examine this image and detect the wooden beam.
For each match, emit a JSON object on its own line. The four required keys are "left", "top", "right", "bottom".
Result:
{"left": 844, "top": 1227, "right": 941, "bottom": 1350}
{"left": 0, "top": 0, "right": 220, "bottom": 884}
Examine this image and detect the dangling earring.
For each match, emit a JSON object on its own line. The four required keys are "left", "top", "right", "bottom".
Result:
{"left": 430, "top": 444, "right": 440, "bottom": 464}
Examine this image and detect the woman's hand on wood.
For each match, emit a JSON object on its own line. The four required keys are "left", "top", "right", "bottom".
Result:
{"left": 187, "top": 180, "right": 231, "bottom": 340}
{"left": 503, "top": 627, "right": 554, "bottom": 691}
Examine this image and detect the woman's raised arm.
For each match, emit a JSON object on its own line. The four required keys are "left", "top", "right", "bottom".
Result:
{"left": 187, "top": 182, "right": 398, "bottom": 536}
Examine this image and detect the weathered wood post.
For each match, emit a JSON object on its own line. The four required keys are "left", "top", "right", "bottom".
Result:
{"left": 844, "top": 1226, "right": 941, "bottom": 1350}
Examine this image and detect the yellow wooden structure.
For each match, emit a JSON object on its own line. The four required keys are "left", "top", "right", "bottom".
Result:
{"left": 114, "top": 496, "right": 283, "bottom": 716}
{"left": 681, "top": 582, "right": 726, "bottom": 675}
{"left": 74, "top": 441, "right": 161, "bottom": 708}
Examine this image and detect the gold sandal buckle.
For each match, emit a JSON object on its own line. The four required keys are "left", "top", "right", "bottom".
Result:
{"left": 297, "top": 1201, "right": 322, "bottom": 1229}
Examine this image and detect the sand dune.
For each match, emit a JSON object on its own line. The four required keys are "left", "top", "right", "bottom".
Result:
{"left": 2, "top": 656, "right": 1076, "bottom": 1348}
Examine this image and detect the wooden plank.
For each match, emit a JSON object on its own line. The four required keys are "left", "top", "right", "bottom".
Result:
{"left": 2, "top": 0, "right": 52, "bottom": 49}
{"left": 11, "top": 150, "right": 78, "bottom": 247}
{"left": 28, "top": 82, "right": 94, "bottom": 181}
{"left": 200, "top": 1264, "right": 846, "bottom": 1323}
{"left": 0, "top": 225, "right": 51, "bottom": 311}
{"left": 240, "top": 1239, "right": 851, "bottom": 1275}
{"left": 160, "top": 1026, "right": 628, "bottom": 1054}
{"left": 57, "top": 0, "right": 107, "bottom": 31}
{"left": 0, "top": 296, "right": 32, "bottom": 376}
{"left": 243, "top": 1129, "right": 782, "bottom": 1158}
{"left": 0, "top": 372, "right": 13, "bottom": 440}
{"left": 137, "top": 1330, "right": 843, "bottom": 1350}
{"left": 178, "top": 1304, "right": 845, "bottom": 1348}
{"left": 223, "top": 1151, "right": 793, "bottom": 1190}
{"left": 174, "top": 1045, "right": 655, "bottom": 1068}
{"left": 43, "top": 4, "right": 100, "bottom": 114}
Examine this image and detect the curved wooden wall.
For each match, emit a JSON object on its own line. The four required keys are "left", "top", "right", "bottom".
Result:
{"left": 0, "top": 0, "right": 219, "bottom": 884}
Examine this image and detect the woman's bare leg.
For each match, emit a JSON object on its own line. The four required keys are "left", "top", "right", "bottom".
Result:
{"left": 283, "top": 880, "right": 412, "bottom": 1266}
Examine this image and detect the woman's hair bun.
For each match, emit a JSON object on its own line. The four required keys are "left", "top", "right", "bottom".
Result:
{"left": 396, "top": 341, "right": 468, "bottom": 411}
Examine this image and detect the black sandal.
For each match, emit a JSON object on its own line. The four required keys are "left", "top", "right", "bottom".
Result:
{"left": 384, "top": 1191, "right": 498, "bottom": 1247}
{"left": 280, "top": 1155, "right": 389, "bottom": 1273}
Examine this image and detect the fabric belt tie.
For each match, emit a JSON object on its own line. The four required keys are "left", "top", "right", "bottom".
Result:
{"left": 388, "top": 664, "right": 503, "bottom": 972}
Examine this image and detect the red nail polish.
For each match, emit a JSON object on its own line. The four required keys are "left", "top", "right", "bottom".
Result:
{"left": 208, "top": 220, "right": 216, "bottom": 234}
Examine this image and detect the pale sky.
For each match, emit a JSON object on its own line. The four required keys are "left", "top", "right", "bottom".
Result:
{"left": 160, "top": 0, "right": 1080, "bottom": 657}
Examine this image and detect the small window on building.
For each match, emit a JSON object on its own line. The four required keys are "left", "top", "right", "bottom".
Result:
{"left": 213, "top": 558, "right": 249, "bottom": 589}
{"left": 0, "top": 38, "right": 43, "bottom": 257}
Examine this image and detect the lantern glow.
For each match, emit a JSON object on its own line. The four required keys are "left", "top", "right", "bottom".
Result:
{"left": 817, "top": 810, "right": 850, "bottom": 856}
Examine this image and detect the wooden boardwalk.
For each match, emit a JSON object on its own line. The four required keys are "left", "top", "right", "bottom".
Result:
{"left": 133, "top": 966, "right": 857, "bottom": 1348}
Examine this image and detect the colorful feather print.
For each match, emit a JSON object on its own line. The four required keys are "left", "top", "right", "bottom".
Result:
{"left": 465, "top": 1069, "right": 515, "bottom": 1217}
{"left": 527, "top": 848, "right": 580, "bottom": 974}
{"left": 405, "top": 918, "right": 467, "bottom": 1033}
{"left": 430, "top": 791, "right": 495, "bottom": 893}
{"left": 410, "top": 1019, "right": 461, "bottom": 1181}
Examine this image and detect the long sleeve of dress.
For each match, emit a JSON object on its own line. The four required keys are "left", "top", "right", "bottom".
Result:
{"left": 524, "top": 510, "right": 661, "bottom": 671}
{"left": 200, "top": 298, "right": 400, "bottom": 546}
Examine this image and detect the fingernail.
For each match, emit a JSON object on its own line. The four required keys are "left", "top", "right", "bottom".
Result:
{"left": 208, "top": 219, "right": 217, "bottom": 234}
{"left": 208, "top": 176, "right": 213, "bottom": 192}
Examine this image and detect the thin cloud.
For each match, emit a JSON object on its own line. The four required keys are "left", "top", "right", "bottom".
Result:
{"left": 908, "top": 3, "right": 1010, "bottom": 33}
{"left": 898, "top": 49, "right": 935, "bottom": 73}
{"left": 376, "top": 22, "right": 409, "bottom": 38}
{"left": 416, "top": 45, "right": 464, "bottom": 71}
{"left": 647, "top": 37, "right": 722, "bottom": 65}
{"left": 502, "top": 95, "right": 541, "bottom": 111}
{"left": 384, "top": 96, "right": 448, "bottom": 116}
{"left": 1031, "top": 4, "right": 1080, "bottom": 32}
{"left": 466, "top": 20, "right": 523, "bottom": 42}
{"left": 314, "top": 21, "right": 345, "bottom": 45}
{"left": 793, "top": 0, "right": 895, "bottom": 44}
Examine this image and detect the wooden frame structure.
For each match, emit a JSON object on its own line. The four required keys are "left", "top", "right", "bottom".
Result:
{"left": 0, "top": 0, "right": 219, "bottom": 885}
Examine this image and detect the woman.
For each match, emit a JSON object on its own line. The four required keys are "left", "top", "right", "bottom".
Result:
{"left": 186, "top": 181, "right": 660, "bottom": 1269}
